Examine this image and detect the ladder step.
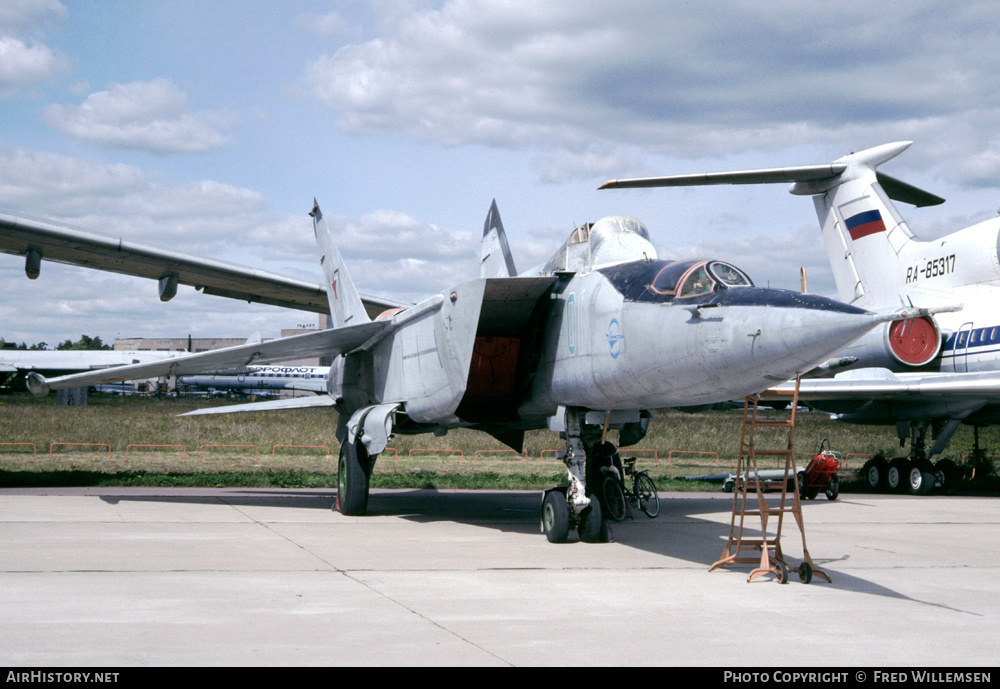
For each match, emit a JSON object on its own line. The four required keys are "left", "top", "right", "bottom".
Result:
{"left": 712, "top": 378, "right": 821, "bottom": 579}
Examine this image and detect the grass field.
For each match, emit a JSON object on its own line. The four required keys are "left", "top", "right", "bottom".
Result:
{"left": 1, "top": 391, "right": 997, "bottom": 492}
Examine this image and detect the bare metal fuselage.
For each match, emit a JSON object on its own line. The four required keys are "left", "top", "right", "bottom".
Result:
{"left": 329, "top": 265, "right": 886, "bottom": 442}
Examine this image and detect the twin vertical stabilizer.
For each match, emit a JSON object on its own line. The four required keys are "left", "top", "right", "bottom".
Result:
{"left": 480, "top": 199, "right": 518, "bottom": 278}
{"left": 310, "top": 200, "right": 370, "bottom": 328}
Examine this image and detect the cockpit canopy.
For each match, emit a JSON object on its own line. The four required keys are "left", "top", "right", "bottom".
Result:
{"left": 600, "top": 258, "right": 754, "bottom": 302}
{"left": 542, "top": 216, "right": 657, "bottom": 273}
{"left": 535, "top": 216, "right": 753, "bottom": 301}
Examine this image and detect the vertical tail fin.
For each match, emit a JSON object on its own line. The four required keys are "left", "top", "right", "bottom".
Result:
{"left": 794, "top": 143, "right": 939, "bottom": 309}
{"left": 480, "top": 199, "right": 518, "bottom": 278}
{"left": 310, "top": 200, "right": 370, "bottom": 328}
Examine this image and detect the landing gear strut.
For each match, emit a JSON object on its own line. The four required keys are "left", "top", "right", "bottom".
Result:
{"left": 540, "top": 408, "right": 611, "bottom": 543}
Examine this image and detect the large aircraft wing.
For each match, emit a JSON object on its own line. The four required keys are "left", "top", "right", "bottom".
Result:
{"left": 764, "top": 369, "right": 1000, "bottom": 400}
{"left": 0, "top": 210, "right": 405, "bottom": 318}
{"left": 25, "top": 318, "right": 395, "bottom": 395}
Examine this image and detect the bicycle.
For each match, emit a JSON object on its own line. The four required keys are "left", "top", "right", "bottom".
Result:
{"left": 600, "top": 456, "right": 659, "bottom": 521}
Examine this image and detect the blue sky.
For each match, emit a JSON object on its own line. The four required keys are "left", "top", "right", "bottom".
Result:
{"left": 3, "top": 0, "right": 1000, "bottom": 345}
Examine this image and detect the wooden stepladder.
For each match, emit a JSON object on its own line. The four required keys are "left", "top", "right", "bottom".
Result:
{"left": 709, "top": 377, "right": 830, "bottom": 584}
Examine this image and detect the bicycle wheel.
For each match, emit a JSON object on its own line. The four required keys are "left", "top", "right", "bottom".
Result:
{"left": 635, "top": 473, "right": 659, "bottom": 518}
{"left": 600, "top": 475, "right": 627, "bottom": 522}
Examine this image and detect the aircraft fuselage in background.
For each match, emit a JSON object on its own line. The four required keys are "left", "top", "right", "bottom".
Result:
{"left": 179, "top": 365, "right": 329, "bottom": 395}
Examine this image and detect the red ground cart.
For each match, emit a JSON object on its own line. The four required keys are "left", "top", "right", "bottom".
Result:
{"left": 797, "top": 440, "right": 843, "bottom": 500}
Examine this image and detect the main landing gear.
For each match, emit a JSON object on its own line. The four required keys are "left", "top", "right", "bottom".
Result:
{"left": 335, "top": 404, "right": 402, "bottom": 516}
{"left": 859, "top": 420, "right": 962, "bottom": 495}
{"left": 337, "top": 438, "right": 376, "bottom": 516}
{"left": 540, "top": 408, "right": 615, "bottom": 544}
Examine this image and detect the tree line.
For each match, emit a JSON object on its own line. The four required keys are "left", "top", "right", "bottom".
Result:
{"left": 1, "top": 335, "right": 112, "bottom": 351}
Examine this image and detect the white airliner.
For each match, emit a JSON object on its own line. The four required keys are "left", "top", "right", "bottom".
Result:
{"left": 178, "top": 365, "right": 329, "bottom": 395}
{"left": 601, "top": 141, "right": 1000, "bottom": 494}
{"left": 0, "top": 349, "right": 186, "bottom": 392}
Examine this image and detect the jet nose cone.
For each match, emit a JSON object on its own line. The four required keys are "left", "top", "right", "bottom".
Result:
{"left": 716, "top": 288, "right": 881, "bottom": 381}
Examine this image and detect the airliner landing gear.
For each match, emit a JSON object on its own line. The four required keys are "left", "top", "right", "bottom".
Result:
{"left": 540, "top": 408, "right": 609, "bottom": 543}
{"left": 862, "top": 422, "right": 946, "bottom": 495}
{"left": 905, "top": 422, "right": 940, "bottom": 496}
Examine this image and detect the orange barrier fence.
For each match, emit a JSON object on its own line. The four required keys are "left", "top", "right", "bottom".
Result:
{"left": 539, "top": 450, "right": 559, "bottom": 464}
{"left": 0, "top": 443, "right": 37, "bottom": 461}
{"left": 844, "top": 453, "right": 873, "bottom": 468}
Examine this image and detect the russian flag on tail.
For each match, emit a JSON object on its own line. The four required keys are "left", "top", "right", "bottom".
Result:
{"left": 845, "top": 209, "right": 887, "bottom": 240}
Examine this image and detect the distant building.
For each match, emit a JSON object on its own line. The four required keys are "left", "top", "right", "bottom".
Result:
{"left": 113, "top": 323, "right": 325, "bottom": 367}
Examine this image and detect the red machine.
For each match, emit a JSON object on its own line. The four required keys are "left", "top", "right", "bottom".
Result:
{"left": 797, "top": 440, "right": 843, "bottom": 500}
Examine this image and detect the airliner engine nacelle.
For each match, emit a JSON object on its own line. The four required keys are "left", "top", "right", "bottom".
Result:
{"left": 885, "top": 315, "right": 942, "bottom": 367}
{"left": 833, "top": 314, "right": 942, "bottom": 371}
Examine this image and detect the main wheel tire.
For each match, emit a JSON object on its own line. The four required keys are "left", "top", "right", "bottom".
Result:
{"left": 933, "top": 458, "right": 958, "bottom": 493}
{"left": 337, "top": 441, "right": 370, "bottom": 516}
{"left": 541, "top": 491, "right": 570, "bottom": 543}
{"left": 908, "top": 460, "right": 936, "bottom": 496}
{"left": 600, "top": 475, "right": 627, "bottom": 522}
{"left": 887, "top": 458, "right": 910, "bottom": 493}
{"left": 860, "top": 457, "right": 887, "bottom": 491}
{"left": 578, "top": 498, "right": 604, "bottom": 543}
{"left": 635, "top": 474, "right": 659, "bottom": 518}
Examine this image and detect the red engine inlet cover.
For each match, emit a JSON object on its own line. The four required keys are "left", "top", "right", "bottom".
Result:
{"left": 886, "top": 316, "right": 940, "bottom": 366}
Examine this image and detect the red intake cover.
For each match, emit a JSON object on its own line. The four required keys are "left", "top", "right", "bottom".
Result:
{"left": 886, "top": 316, "right": 940, "bottom": 366}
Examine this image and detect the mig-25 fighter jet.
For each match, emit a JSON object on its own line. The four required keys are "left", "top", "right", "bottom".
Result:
{"left": 1, "top": 194, "right": 915, "bottom": 540}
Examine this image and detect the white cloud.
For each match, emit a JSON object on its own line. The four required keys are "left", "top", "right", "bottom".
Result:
{"left": 0, "top": 150, "right": 287, "bottom": 257}
{"left": 43, "top": 78, "right": 236, "bottom": 154}
{"left": 0, "top": 0, "right": 66, "bottom": 93}
{"left": 300, "top": 0, "right": 1000, "bottom": 181}
{"left": 0, "top": 35, "right": 65, "bottom": 88}
{"left": 0, "top": 0, "right": 65, "bottom": 32}
{"left": 0, "top": 150, "right": 147, "bottom": 207}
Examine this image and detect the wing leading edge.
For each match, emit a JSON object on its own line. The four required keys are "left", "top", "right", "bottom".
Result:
{"left": 765, "top": 369, "right": 1000, "bottom": 401}
{"left": 25, "top": 318, "right": 394, "bottom": 396}
{"left": 0, "top": 210, "right": 405, "bottom": 318}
